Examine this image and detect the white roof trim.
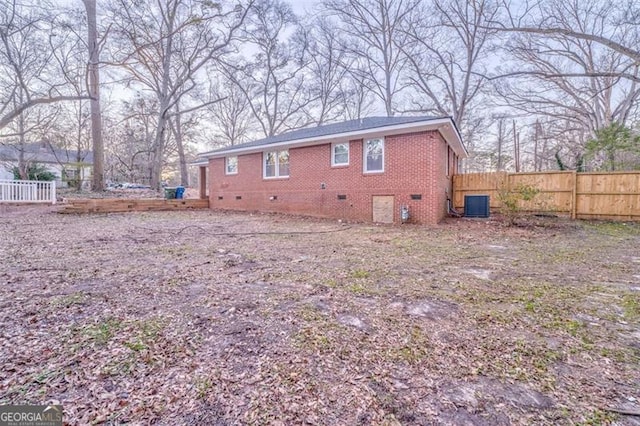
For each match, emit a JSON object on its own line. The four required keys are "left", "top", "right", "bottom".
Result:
{"left": 200, "top": 117, "right": 467, "bottom": 159}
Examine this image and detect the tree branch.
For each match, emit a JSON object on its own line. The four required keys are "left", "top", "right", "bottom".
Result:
{"left": 0, "top": 95, "right": 91, "bottom": 130}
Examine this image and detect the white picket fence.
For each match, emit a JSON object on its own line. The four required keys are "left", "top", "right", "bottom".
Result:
{"left": 0, "top": 179, "right": 56, "bottom": 204}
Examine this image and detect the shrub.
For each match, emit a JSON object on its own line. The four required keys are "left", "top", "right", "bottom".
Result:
{"left": 13, "top": 163, "right": 57, "bottom": 181}
{"left": 497, "top": 183, "right": 541, "bottom": 225}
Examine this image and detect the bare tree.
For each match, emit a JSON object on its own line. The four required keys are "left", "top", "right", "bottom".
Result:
{"left": 494, "top": 116, "right": 508, "bottom": 171}
{"left": 207, "top": 75, "right": 253, "bottom": 147}
{"left": 82, "top": 0, "right": 104, "bottom": 191}
{"left": 225, "top": 0, "right": 314, "bottom": 138}
{"left": 322, "top": 0, "right": 419, "bottom": 116}
{"left": 104, "top": 95, "right": 157, "bottom": 185}
{"left": 108, "top": 0, "right": 252, "bottom": 189}
{"left": 304, "top": 17, "right": 351, "bottom": 125}
{"left": 45, "top": 9, "right": 93, "bottom": 189}
{"left": 403, "top": 0, "right": 497, "bottom": 128}
{"left": 491, "top": 0, "right": 640, "bottom": 68}
{"left": 0, "top": 0, "right": 88, "bottom": 130}
{"left": 0, "top": 1, "right": 81, "bottom": 179}
{"left": 167, "top": 100, "right": 202, "bottom": 186}
{"left": 512, "top": 119, "right": 521, "bottom": 172}
{"left": 340, "top": 66, "right": 376, "bottom": 120}
{"left": 492, "top": 0, "right": 640, "bottom": 136}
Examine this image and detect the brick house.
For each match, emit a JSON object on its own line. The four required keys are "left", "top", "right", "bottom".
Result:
{"left": 197, "top": 116, "right": 467, "bottom": 224}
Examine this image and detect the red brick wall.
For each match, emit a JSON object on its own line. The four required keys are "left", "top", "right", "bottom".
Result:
{"left": 208, "top": 130, "right": 453, "bottom": 224}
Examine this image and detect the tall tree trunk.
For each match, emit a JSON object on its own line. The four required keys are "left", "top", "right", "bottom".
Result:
{"left": 533, "top": 120, "right": 540, "bottom": 171}
{"left": 170, "top": 112, "right": 189, "bottom": 187}
{"left": 175, "top": 119, "right": 189, "bottom": 187}
{"left": 513, "top": 120, "right": 520, "bottom": 173}
{"left": 17, "top": 112, "right": 27, "bottom": 180}
{"left": 149, "top": 2, "right": 176, "bottom": 191}
{"left": 83, "top": 0, "right": 104, "bottom": 191}
{"left": 75, "top": 100, "right": 84, "bottom": 190}
{"left": 150, "top": 109, "right": 168, "bottom": 190}
{"left": 496, "top": 118, "right": 504, "bottom": 171}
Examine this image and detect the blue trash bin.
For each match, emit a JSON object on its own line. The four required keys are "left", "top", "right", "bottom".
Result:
{"left": 175, "top": 186, "right": 185, "bottom": 199}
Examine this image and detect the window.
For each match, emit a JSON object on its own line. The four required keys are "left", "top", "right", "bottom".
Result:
{"left": 332, "top": 142, "right": 349, "bottom": 166}
{"left": 264, "top": 150, "right": 289, "bottom": 178}
{"left": 62, "top": 168, "right": 78, "bottom": 180}
{"left": 364, "top": 138, "right": 384, "bottom": 173}
{"left": 226, "top": 156, "right": 238, "bottom": 175}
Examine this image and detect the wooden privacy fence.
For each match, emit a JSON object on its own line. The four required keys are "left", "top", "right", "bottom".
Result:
{"left": 453, "top": 171, "right": 640, "bottom": 221}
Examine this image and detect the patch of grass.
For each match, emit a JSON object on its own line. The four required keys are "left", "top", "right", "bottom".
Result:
{"left": 194, "top": 376, "right": 213, "bottom": 399}
{"left": 84, "top": 317, "right": 122, "bottom": 345}
{"left": 599, "top": 347, "right": 638, "bottom": 363}
{"left": 347, "top": 282, "right": 367, "bottom": 294}
{"left": 102, "top": 356, "right": 136, "bottom": 377}
{"left": 545, "top": 318, "right": 585, "bottom": 337}
{"left": 473, "top": 309, "right": 514, "bottom": 325}
{"left": 472, "top": 336, "right": 562, "bottom": 388}
{"left": 387, "top": 326, "right": 430, "bottom": 364}
{"left": 136, "top": 318, "right": 164, "bottom": 340}
{"left": 299, "top": 304, "right": 325, "bottom": 322}
{"left": 295, "top": 327, "right": 332, "bottom": 352}
{"left": 124, "top": 341, "right": 147, "bottom": 352}
{"left": 621, "top": 293, "right": 640, "bottom": 320}
{"left": 3, "top": 368, "right": 64, "bottom": 401}
{"left": 123, "top": 318, "right": 165, "bottom": 353}
{"left": 579, "top": 408, "right": 617, "bottom": 425}
{"left": 524, "top": 299, "right": 537, "bottom": 313}
{"left": 584, "top": 221, "right": 640, "bottom": 237}
{"left": 33, "top": 369, "right": 62, "bottom": 385}
{"left": 545, "top": 248, "right": 587, "bottom": 264}
{"left": 351, "top": 269, "right": 370, "bottom": 279}
{"left": 325, "top": 278, "right": 338, "bottom": 288}
{"left": 51, "top": 292, "right": 86, "bottom": 308}
{"left": 514, "top": 343, "right": 559, "bottom": 385}
{"left": 96, "top": 318, "right": 168, "bottom": 377}
{"left": 344, "top": 269, "right": 384, "bottom": 295}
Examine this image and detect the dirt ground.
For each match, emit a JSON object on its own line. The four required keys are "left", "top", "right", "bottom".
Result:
{"left": 1, "top": 206, "right": 639, "bottom": 425}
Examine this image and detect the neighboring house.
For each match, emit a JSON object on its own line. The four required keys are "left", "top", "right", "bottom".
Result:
{"left": 0, "top": 142, "right": 93, "bottom": 188}
{"left": 197, "top": 116, "right": 467, "bottom": 224}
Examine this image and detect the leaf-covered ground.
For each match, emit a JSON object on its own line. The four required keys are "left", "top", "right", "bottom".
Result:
{"left": 1, "top": 206, "right": 639, "bottom": 425}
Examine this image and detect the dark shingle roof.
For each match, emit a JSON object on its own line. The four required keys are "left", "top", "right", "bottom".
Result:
{"left": 0, "top": 142, "right": 93, "bottom": 164}
{"left": 210, "top": 115, "right": 443, "bottom": 153}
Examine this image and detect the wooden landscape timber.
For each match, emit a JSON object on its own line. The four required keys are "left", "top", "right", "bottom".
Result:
{"left": 59, "top": 198, "right": 209, "bottom": 214}
{"left": 453, "top": 171, "right": 640, "bottom": 221}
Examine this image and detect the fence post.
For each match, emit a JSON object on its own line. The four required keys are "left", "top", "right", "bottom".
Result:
{"left": 571, "top": 171, "right": 577, "bottom": 219}
{"left": 50, "top": 181, "right": 56, "bottom": 205}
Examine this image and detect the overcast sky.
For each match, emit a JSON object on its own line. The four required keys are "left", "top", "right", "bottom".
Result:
{"left": 289, "top": 0, "right": 320, "bottom": 15}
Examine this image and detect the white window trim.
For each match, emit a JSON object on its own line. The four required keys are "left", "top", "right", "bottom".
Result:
{"left": 363, "top": 137, "right": 385, "bottom": 173}
{"left": 263, "top": 150, "right": 290, "bottom": 179}
{"left": 331, "top": 142, "right": 350, "bottom": 167}
{"left": 225, "top": 156, "right": 238, "bottom": 175}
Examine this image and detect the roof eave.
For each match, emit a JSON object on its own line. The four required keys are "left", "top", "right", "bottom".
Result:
{"left": 199, "top": 117, "right": 468, "bottom": 159}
